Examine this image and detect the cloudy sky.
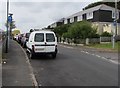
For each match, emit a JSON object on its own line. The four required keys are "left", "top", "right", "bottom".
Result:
{"left": 0, "top": 0, "right": 102, "bottom": 33}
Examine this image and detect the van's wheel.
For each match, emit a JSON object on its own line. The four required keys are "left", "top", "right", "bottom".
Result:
{"left": 29, "top": 52, "right": 34, "bottom": 59}
{"left": 52, "top": 53, "right": 56, "bottom": 59}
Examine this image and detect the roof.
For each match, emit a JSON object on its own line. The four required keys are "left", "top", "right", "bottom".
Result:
{"left": 66, "top": 4, "right": 120, "bottom": 19}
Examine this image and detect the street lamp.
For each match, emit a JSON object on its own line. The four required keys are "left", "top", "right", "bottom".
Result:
{"left": 112, "top": 0, "right": 118, "bottom": 49}
{"left": 5, "top": 0, "right": 9, "bottom": 53}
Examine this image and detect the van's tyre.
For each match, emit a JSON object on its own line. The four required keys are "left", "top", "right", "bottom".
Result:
{"left": 52, "top": 53, "right": 56, "bottom": 59}
{"left": 29, "top": 52, "right": 34, "bottom": 59}
{"left": 23, "top": 43, "right": 26, "bottom": 48}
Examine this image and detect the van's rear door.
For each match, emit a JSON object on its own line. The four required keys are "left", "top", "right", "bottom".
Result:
{"left": 45, "top": 33, "right": 56, "bottom": 52}
{"left": 34, "top": 33, "right": 45, "bottom": 53}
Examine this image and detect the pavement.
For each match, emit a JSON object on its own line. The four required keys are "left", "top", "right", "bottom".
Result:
{"left": 2, "top": 39, "right": 36, "bottom": 87}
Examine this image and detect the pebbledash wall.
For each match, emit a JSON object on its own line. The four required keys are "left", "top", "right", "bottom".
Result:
{"left": 92, "top": 22, "right": 120, "bottom": 35}
{"left": 48, "top": 4, "right": 120, "bottom": 35}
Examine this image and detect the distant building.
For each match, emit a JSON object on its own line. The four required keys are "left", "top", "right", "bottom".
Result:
{"left": 64, "top": 4, "right": 120, "bottom": 35}
{"left": 48, "top": 18, "right": 65, "bottom": 28}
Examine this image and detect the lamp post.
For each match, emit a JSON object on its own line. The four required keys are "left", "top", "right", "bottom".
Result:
{"left": 115, "top": 0, "right": 117, "bottom": 36}
{"left": 112, "top": 0, "right": 117, "bottom": 49}
{"left": 5, "top": 0, "right": 9, "bottom": 53}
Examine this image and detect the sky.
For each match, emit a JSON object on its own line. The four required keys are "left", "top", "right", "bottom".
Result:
{"left": 0, "top": 0, "right": 102, "bottom": 33}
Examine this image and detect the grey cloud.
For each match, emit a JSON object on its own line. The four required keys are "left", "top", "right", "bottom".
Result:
{"left": 8, "top": 2, "right": 92, "bottom": 33}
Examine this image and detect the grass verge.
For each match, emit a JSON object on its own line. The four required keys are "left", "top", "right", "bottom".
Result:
{"left": 86, "top": 42, "right": 119, "bottom": 51}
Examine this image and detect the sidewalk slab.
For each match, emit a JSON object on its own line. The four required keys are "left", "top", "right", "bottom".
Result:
{"left": 2, "top": 40, "right": 34, "bottom": 86}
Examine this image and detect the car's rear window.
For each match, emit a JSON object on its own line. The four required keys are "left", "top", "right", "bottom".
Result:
{"left": 26, "top": 33, "right": 30, "bottom": 38}
{"left": 34, "top": 33, "right": 44, "bottom": 42}
{"left": 46, "top": 33, "right": 55, "bottom": 42}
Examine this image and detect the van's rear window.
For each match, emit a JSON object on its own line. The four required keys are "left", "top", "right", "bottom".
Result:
{"left": 34, "top": 33, "right": 44, "bottom": 42}
{"left": 46, "top": 33, "right": 55, "bottom": 42}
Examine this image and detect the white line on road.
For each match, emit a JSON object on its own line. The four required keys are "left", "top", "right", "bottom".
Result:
{"left": 59, "top": 44, "right": 119, "bottom": 64}
{"left": 80, "top": 50, "right": 118, "bottom": 65}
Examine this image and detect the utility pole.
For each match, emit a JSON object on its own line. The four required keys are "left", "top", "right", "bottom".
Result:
{"left": 5, "top": 0, "right": 9, "bottom": 53}
{"left": 112, "top": 0, "right": 117, "bottom": 49}
{"left": 115, "top": 0, "right": 117, "bottom": 36}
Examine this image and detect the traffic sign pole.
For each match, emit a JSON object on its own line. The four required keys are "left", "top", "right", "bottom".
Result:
{"left": 5, "top": 0, "right": 9, "bottom": 53}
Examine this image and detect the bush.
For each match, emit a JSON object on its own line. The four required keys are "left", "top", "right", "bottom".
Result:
{"left": 68, "top": 21, "right": 98, "bottom": 39}
{"left": 101, "top": 31, "right": 112, "bottom": 37}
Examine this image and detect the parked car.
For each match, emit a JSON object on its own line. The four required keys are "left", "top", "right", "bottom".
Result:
{"left": 26, "top": 30, "right": 58, "bottom": 59}
{"left": 18, "top": 34, "right": 24, "bottom": 44}
{"left": 21, "top": 33, "right": 30, "bottom": 48}
{"left": 13, "top": 34, "right": 19, "bottom": 41}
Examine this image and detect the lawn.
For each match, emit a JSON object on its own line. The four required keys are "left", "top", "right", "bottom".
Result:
{"left": 87, "top": 42, "right": 120, "bottom": 51}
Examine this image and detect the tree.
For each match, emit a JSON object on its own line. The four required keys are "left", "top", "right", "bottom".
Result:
{"left": 12, "top": 29, "right": 20, "bottom": 36}
{"left": 53, "top": 24, "right": 70, "bottom": 37}
{"left": 5, "top": 21, "right": 16, "bottom": 37}
{"left": 68, "top": 21, "right": 98, "bottom": 39}
{"left": 101, "top": 31, "right": 112, "bottom": 37}
{"left": 83, "top": 1, "right": 120, "bottom": 10}
{"left": 5, "top": 21, "right": 16, "bottom": 29}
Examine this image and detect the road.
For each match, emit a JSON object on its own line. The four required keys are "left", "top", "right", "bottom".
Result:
{"left": 28, "top": 44, "right": 118, "bottom": 86}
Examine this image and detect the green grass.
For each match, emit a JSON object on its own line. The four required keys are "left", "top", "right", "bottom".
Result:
{"left": 87, "top": 42, "right": 119, "bottom": 51}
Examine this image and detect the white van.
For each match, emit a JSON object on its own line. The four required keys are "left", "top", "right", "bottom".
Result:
{"left": 26, "top": 30, "right": 58, "bottom": 59}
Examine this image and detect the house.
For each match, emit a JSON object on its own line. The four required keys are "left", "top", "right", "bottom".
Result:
{"left": 48, "top": 18, "right": 65, "bottom": 28}
{"left": 64, "top": 4, "right": 120, "bottom": 35}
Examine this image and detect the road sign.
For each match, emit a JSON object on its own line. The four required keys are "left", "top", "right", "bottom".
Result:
{"left": 113, "top": 20, "right": 117, "bottom": 26}
{"left": 8, "top": 15, "right": 12, "bottom": 23}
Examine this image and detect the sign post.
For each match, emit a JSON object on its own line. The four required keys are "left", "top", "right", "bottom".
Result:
{"left": 112, "top": 0, "right": 117, "bottom": 49}
{"left": 5, "top": 0, "right": 9, "bottom": 53}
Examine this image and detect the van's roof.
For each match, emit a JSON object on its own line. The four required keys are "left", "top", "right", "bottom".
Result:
{"left": 32, "top": 30, "right": 54, "bottom": 33}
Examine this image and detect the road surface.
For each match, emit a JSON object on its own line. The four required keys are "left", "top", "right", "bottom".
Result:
{"left": 28, "top": 44, "right": 118, "bottom": 86}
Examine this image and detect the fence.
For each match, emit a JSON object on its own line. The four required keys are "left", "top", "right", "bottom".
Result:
{"left": 58, "top": 36, "right": 120, "bottom": 45}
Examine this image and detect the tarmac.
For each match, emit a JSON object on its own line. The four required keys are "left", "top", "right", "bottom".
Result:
{"left": 59, "top": 42, "right": 119, "bottom": 64}
{"left": 1, "top": 39, "right": 119, "bottom": 87}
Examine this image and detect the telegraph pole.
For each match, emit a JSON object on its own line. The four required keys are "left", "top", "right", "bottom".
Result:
{"left": 115, "top": 0, "right": 117, "bottom": 36}
{"left": 112, "top": 0, "right": 117, "bottom": 49}
{"left": 5, "top": 0, "right": 9, "bottom": 53}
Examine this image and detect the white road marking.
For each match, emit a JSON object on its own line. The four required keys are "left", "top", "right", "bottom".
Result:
{"left": 59, "top": 44, "right": 119, "bottom": 64}
{"left": 80, "top": 50, "right": 118, "bottom": 65}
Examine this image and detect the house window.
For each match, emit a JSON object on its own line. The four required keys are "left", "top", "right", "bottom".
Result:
{"left": 67, "top": 18, "right": 70, "bottom": 24}
{"left": 87, "top": 12, "right": 93, "bottom": 19}
{"left": 64, "top": 19, "right": 67, "bottom": 24}
{"left": 78, "top": 15, "right": 82, "bottom": 21}
{"left": 112, "top": 11, "right": 119, "bottom": 19}
{"left": 70, "top": 18, "right": 74, "bottom": 23}
{"left": 112, "top": 12, "right": 115, "bottom": 18}
{"left": 74, "top": 16, "right": 78, "bottom": 22}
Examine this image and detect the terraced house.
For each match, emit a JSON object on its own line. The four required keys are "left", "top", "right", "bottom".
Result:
{"left": 49, "top": 4, "right": 120, "bottom": 35}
